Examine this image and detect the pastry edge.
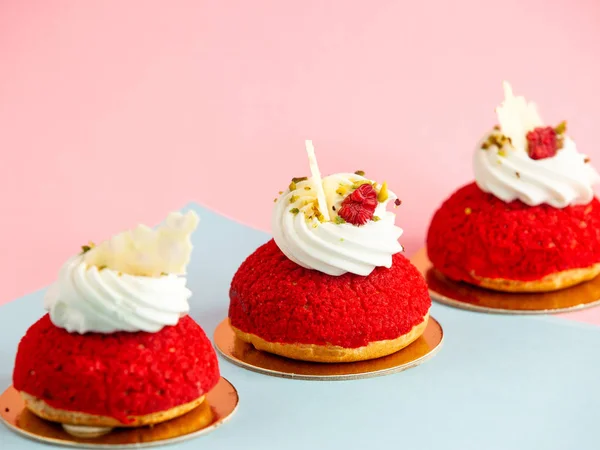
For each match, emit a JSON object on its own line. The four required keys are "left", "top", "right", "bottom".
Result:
{"left": 20, "top": 391, "right": 206, "bottom": 427}
{"left": 471, "top": 263, "right": 600, "bottom": 293}
{"left": 231, "top": 313, "right": 429, "bottom": 363}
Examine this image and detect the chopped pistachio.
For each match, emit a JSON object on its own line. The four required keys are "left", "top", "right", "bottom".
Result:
{"left": 354, "top": 170, "right": 365, "bottom": 176}
{"left": 304, "top": 186, "right": 311, "bottom": 190}
{"left": 289, "top": 181, "right": 297, "bottom": 191}
{"left": 555, "top": 121, "right": 567, "bottom": 135}
{"left": 80, "top": 242, "right": 95, "bottom": 254}
{"left": 464, "top": 207, "right": 472, "bottom": 215}
{"left": 516, "top": 172, "right": 520, "bottom": 178}
{"left": 340, "top": 238, "right": 345, "bottom": 242}
{"left": 290, "top": 208, "right": 300, "bottom": 215}
{"left": 278, "top": 191, "right": 283, "bottom": 195}
{"left": 377, "top": 181, "right": 389, "bottom": 202}
{"left": 290, "top": 195, "right": 299, "bottom": 203}
{"left": 482, "top": 141, "right": 490, "bottom": 150}
{"left": 160, "top": 272, "right": 168, "bottom": 276}
{"left": 493, "top": 125, "right": 500, "bottom": 130}
{"left": 352, "top": 180, "right": 372, "bottom": 189}
{"left": 273, "top": 198, "right": 278, "bottom": 202}
{"left": 372, "top": 216, "right": 381, "bottom": 222}
{"left": 292, "top": 176, "right": 308, "bottom": 183}
{"left": 336, "top": 185, "right": 349, "bottom": 196}
{"left": 334, "top": 216, "right": 346, "bottom": 224}
{"left": 98, "top": 265, "right": 107, "bottom": 271}
{"left": 497, "top": 148, "right": 506, "bottom": 157}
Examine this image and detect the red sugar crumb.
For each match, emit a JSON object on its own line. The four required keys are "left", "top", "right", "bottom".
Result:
{"left": 229, "top": 240, "right": 431, "bottom": 348}
{"left": 13, "top": 315, "right": 220, "bottom": 424}
{"left": 426, "top": 182, "right": 600, "bottom": 283}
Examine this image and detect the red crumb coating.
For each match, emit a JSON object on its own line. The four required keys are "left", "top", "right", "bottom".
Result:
{"left": 13, "top": 315, "right": 220, "bottom": 424}
{"left": 427, "top": 182, "right": 600, "bottom": 283}
{"left": 229, "top": 240, "right": 431, "bottom": 348}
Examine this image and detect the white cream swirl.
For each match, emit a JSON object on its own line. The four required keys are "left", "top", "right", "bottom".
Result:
{"left": 272, "top": 173, "right": 403, "bottom": 276}
{"left": 44, "top": 256, "right": 191, "bottom": 334}
{"left": 474, "top": 133, "right": 600, "bottom": 208}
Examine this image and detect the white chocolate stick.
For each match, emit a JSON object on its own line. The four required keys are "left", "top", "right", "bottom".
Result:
{"left": 305, "top": 140, "right": 331, "bottom": 222}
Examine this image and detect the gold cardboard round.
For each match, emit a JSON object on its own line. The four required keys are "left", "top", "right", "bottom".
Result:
{"left": 411, "top": 248, "right": 600, "bottom": 314}
{"left": 214, "top": 318, "right": 443, "bottom": 380}
{"left": 0, "top": 377, "right": 238, "bottom": 448}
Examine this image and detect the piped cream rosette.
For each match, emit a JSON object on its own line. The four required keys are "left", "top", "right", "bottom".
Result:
{"left": 44, "top": 211, "right": 199, "bottom": 334}
{"left": 474, "top": 81, "right": 599, "bottom": 208}
{"left": 272, "top": 141, "right": 403, "bottom": 276}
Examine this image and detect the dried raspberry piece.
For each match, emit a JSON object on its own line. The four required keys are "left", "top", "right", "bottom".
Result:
{"left": 338, "top": 184, "right": 378, "bottom": 226}
{"left": 526, "top": 127, "right": 558, "bottom": 160}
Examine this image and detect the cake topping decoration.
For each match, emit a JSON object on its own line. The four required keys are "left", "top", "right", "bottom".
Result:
{"left": 84, "top": 211, "right": 199, "bottom": 277}
{"left": 338, "top": 183, "right": 378, "bottom": 225}
{"left": 305, "top": 140, "right": 331, "bottom": 222}
{"left": 44, "top": 211, "right": 199, "bottom": 334}
{"left": 473, "top": 82, "right": 599, "bottom": 208}
{"left": 272, "top": 141, "right": 403, "bottom": 276}
{"left": 526, "top": 126, "right": 558, "bottom": 160}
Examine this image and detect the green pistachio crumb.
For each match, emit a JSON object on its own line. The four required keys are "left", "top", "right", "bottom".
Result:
{"left": 336, "top": 185, "right": 349, "bottom": 196}
{"left": 377, "top": 181, "right": 389, "bottom": 202}
{"left": 292, "top": 176, "right": 308, "bottom": 183}
{"left": 352, "top": 180, "right": 372, "bottom": 189}
{"left": 372, "top": 216, "right": 381, "bottom": 222}
{"left": 340, "top": 238, "right": 345, "bottom": 242}
{"left": 555, "top": 121, "right": 567, "bottom": 135}
{"left": 98, "top": 265, "right": 107, "bottom": 271}
{"left": 497, "top": 148, "right": 506, "bottom": 157}
{"left": 354, "top": 170, "right": 365, "bottom": 176}
{"left": 304, "top": 186, "right": 311, "bottom": 190}
{"left": 290, "top": 208, "right": 300, "bottom": 215}
{"left": 289, "top": 181, "right": 297, "bottom": 191}
{"left": 80, "top": 243, "right": 95, "bottom": 254}
{"left": 290, "top": 195, "right": 299, "bottom": 203}
{"left": 334, "top": 216, "right": 346, "bottom": 224}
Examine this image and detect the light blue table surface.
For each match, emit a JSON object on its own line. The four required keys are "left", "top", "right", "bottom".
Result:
{"left": 1, "top": 203, "right": 599, "bottom": 450}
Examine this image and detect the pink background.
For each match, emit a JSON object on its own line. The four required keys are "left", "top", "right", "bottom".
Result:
{"left": 1, "top": 1, "right": 600, "bottom": 322}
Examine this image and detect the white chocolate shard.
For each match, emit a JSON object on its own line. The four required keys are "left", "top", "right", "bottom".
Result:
{"left": 496, "top": 81, "right": 544, "bottom": 153}
{"left": 84, "top": 211, "right": 199, "bottom": 277}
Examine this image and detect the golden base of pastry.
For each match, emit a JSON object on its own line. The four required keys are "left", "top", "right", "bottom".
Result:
{"left": 20, "top": 392, "right": 205, "bottom": 428}
{"left": 472, "top": 264, "right": 600, "bottom": 293}
{"left": 231, "top": 313, "right": 429, "bottom": 363}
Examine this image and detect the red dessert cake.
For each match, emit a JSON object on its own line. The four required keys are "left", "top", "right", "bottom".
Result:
{"left": 229, "top": 141, "right": 431, "bottom": 363}
{"left": 12, "top": 212, "right": 220, "bottom": 436}
{"left": 427, "top": 82, "right": 600, "bottom": 292}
